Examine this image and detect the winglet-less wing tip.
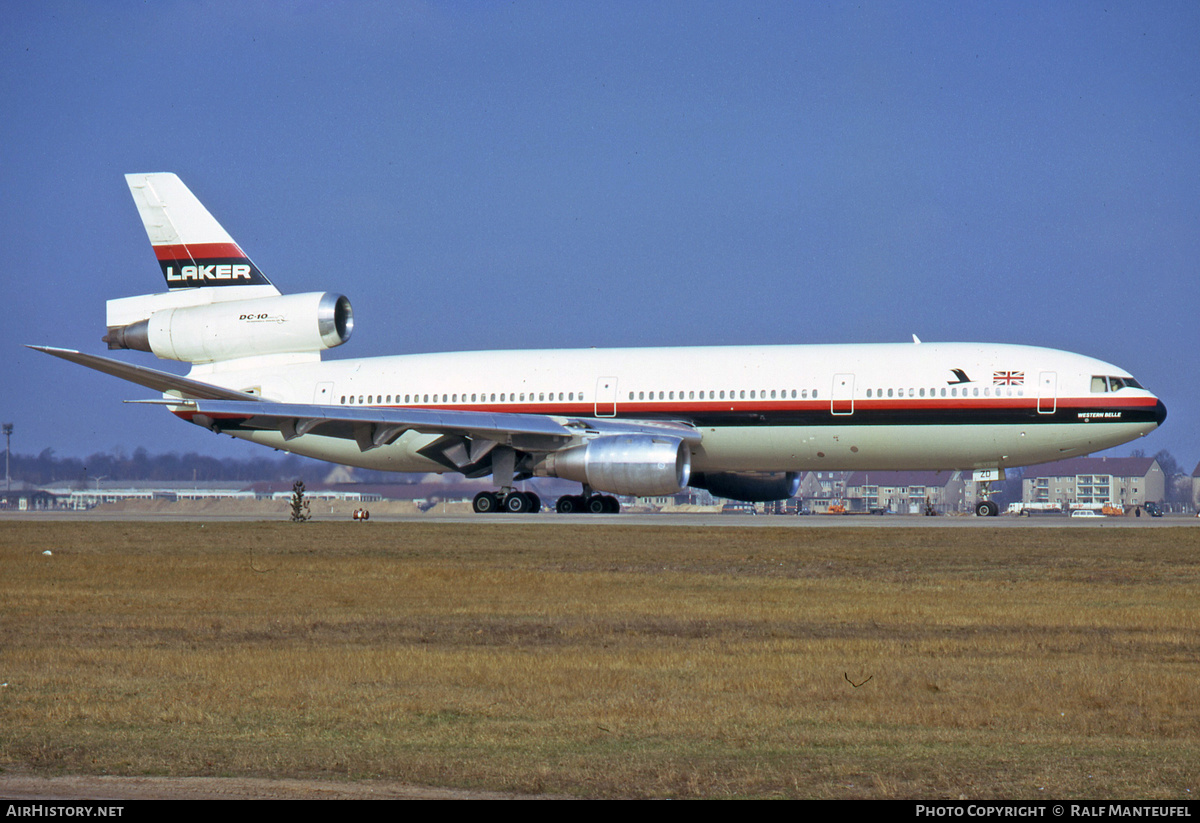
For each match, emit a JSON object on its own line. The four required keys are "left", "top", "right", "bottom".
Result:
{"left": 27, "top": 345, "right": 260, "bottom": 402}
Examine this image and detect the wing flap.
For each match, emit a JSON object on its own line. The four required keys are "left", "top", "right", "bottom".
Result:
{"left": 559, "top": 416, "right": 702, "bottom": 444}
{"left": 187, "top": 399, "right": 575, "bottom": 448}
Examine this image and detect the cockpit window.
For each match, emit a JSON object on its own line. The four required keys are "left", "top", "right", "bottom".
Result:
{"left": 1091, "top": 375, "right": 1143, "bottom": 392}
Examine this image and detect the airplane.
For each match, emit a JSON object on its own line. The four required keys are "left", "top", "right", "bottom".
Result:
{"left": 32, "top": 173, "right": 1167, "bottom": 515}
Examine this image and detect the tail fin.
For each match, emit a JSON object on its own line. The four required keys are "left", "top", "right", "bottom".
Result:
{"left": 126, "top": 173, "right": 276, "bottom": 292}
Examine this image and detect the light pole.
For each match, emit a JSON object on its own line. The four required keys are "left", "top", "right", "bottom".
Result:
{"left": 3, "top": 423, "right": 11, "bottom": 493}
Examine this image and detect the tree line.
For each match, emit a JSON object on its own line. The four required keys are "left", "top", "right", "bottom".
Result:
{"left": 4, "top": 447, "right": 402, "bottom": 486}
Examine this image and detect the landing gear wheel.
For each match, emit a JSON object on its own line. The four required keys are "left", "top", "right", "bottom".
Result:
{"left": 473, "top": 491, "right": 499, "bottom": 513}
{"left": 584, "top": 495, "right": 620, "bottom": 514}
{"left": 556, "top": 495, "right": 583, "bottom": 514}
{"left": 504, "top": 491, "right": 531, "bottom": 514}
{"left": 975, "top": 500, "right": 999, "bottom": 517}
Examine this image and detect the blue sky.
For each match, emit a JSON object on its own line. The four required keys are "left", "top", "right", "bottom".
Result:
{"left": 3, "top": 1, "right": 1197, "bottom": 470}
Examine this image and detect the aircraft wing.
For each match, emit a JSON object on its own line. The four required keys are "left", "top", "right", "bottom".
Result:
{"left": 184, "top": 398, "right": 701, "bottom": 455}
{"left": 27, "top": 346, "right": 261, "bottom": 401}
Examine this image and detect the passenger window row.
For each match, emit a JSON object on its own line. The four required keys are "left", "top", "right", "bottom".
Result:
{"left": 340, "top": 391, "right": 585, "bottom": 406}
{"left": 626, "top": 389, "right": 817, "bottom": 401}
{"left": 336, "top": 381, "right": 1041, "bottom": 407}
{"left": 865, "top": 387, "right": 1024, "bottom": 398}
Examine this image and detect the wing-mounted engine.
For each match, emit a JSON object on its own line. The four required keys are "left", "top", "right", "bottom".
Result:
{"left": 534, "top": 434, "right": 691, "bottom": 497}
{"left": 104, "top": 292, "right": 353, "bottom": 364}
{"left": 689, "top": 471, "right": 800, "bottom": 502}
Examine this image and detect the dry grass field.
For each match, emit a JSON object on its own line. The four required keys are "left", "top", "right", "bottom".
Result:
{"left": 1, "top": 520, "right": 1198, "bottom": 799}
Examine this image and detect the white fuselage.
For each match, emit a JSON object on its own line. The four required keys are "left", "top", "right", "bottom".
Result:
{"left": 182, "top": 341, "right": 1164, "bottom": 476}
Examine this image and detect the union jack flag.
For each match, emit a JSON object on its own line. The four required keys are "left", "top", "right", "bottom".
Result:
{"left": 993, "top": 370, "right": 1024, "bottom": 386}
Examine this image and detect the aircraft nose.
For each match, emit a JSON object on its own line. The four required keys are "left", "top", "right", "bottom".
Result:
{"left": 1154, "top": 399, "right": 1167, "bottom": 427}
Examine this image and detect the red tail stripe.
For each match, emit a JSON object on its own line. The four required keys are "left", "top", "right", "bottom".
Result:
{"left": 153, "top": 242, "right": 247, "bottom": 261}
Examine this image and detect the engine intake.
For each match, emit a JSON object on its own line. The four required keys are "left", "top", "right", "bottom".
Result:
{"left": 535, "top": 435, "right": 691, "bottom": 497}
{"left": 104, "top": 292, "right": 353, "bottom": 363}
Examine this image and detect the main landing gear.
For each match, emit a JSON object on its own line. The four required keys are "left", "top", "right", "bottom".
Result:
{"left": 555, "top": 493, "right": 620, "bottom": 514}
{"left": 473, "top": 444, "right": 621, "bottom": 514}
{"left": 470, "top": 489, "right": 622, "bottom": 514}
{"left": 472, "top": 490, "right": 541, "bottom": 514}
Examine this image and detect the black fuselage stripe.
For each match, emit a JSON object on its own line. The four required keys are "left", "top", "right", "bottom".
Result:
{"left": 638, "top": 406, "right": 1160, "bottom": 427}
{"left": 197, "top": 403, "right": 1159, "bottom": 431}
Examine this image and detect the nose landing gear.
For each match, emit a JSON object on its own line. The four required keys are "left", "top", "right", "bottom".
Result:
{"left": 974, "top": 499, "right": 1000, "bottom": 517}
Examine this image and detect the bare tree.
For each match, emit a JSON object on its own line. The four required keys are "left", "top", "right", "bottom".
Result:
{"left": 1152, "top": 449, "right": 1188, "bottom": 505}
{"left": 289, "top": 479, "right": 311, "bottom": 522}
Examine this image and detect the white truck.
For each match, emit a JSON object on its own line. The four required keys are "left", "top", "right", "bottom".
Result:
{"left": 1006, "top": 502, "right": 1064, "bottom": 516}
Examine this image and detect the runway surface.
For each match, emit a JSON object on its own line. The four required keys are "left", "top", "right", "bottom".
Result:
{"left": 4, "top": 509, "right": 1197, "bottom": 527}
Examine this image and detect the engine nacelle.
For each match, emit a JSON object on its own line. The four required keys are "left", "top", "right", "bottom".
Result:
{"left": 689, "top": 471, "right": 800, "bottom": 502}
{"left": 104, "top": 292, "right": 353, "bottom": 363}
{"left": 535, "top": 435, "right": 691, "bottom": 497}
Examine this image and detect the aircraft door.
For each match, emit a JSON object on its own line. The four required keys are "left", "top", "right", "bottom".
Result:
{"left": 595, "top": 376, "right": 618, "bottom": 417}
{"left": 831, "top": 373, "right": 855, "bottom": 415}
{"left": 315, "top": 381, "right": 334, "bottom": 405}
{"left": 1037, "top": 371, "right": 1057, "bottom": 414}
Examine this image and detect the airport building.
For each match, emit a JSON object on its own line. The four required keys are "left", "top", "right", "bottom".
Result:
{"left": 1019, "top": 456, "right": 1164, "bottom": 510}
{"left": 841, "top": 471, "right": 966, "bottom": 514}
{"left": 0, "top": 481, "right": 59, "bottom": 511}
{"left": 794, "top": 470, "right": 980, "bottom": 514}
{"left": 28, "top": 481, "right": 385, "bottom": 510}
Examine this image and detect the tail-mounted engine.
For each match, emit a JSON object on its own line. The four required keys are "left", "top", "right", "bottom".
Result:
{"left": 104, "top": 292, "right": 353, "bottom": 363}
